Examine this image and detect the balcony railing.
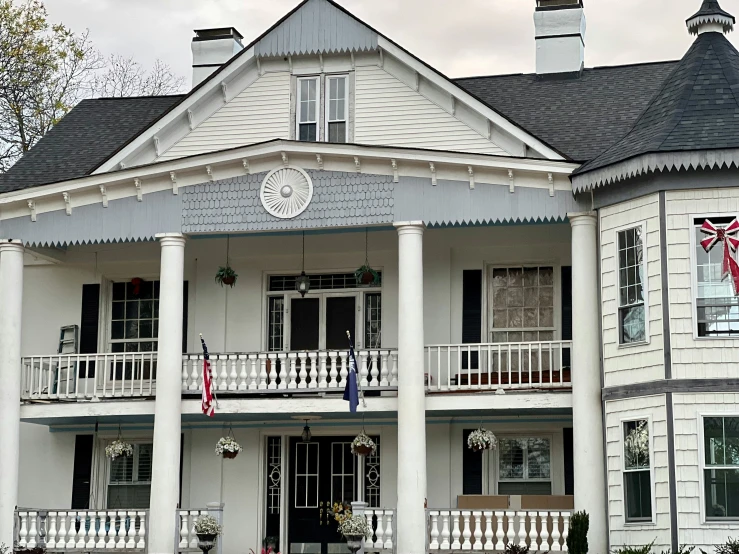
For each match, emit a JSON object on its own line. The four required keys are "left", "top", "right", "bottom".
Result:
{"left": 20, "top": 350, "right": 397, "bottom": 401}
{"left": 425, "top": 341, "right": 572, "bottom": 393}
{"left": 177, "top": 507, "right": 222, "bottom": 552}
{"left": 15, "top": 509, "right": 148, "bottom": 552}
{"left": 427, "top": 509, "right": 571, "bottom": 552}
{"left": 363, "top": 508, "right": 395, "bottom": 553}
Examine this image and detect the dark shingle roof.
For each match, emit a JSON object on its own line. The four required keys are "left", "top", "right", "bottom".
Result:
{"left": 455, "top": 61, "right": 679, "bottom": 163}
{"left": 0, "top": 95, "right": 184, "bottom": 193}
{"left": 575, "top": 32, "right": 739, "bottom": 176}
{"left": 688, "top": 0, "right": 735, "bottom": 25}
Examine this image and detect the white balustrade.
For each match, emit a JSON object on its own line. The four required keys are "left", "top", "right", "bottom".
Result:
{"left": 363, "top": 509, "right": 394, "bottom": 553}
{"left": 425, "top": 341, "right": 572, "bottom": 393}
{"left": 177, "top": 508, "right": 222, "bottom": 552}
{"left": 427, "top": 509, "right": 571, "bottom": 552}
{"left": 15, "top": 510, "right": 147, "bottom": 552}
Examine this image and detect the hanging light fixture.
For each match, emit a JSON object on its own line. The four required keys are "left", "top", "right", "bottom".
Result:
{"left": 301, "top": 419, "right": 312, "bottom": 442}
{"left": 296, "top": 231, "right": 310, "bottom": 297}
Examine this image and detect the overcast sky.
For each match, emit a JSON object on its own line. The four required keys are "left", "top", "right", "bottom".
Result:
{"left": 44, "top": 0, "right": 739, "bottom": 86}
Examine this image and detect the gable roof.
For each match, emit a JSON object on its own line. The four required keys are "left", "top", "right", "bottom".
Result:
{"left": 455, "top": 61, "right": 679, "bottom": 163}
{"left": 574, "top": 31, "right": 739, "bottom": 178}
{"left": 0, "top": 95, "right": 182, "bottom": 193}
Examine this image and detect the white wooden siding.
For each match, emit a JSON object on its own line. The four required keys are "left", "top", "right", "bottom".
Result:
{"left": 600, "top": 194, "right": 665, "bottom": 387}
{"left": 672, "top": 393, "right": 739, "bottom": 550}
{"left": 354, "top": 65, "right": 506, "bottom": 155}
{"left": 666, "top": 189, "right": 739, "bottom": 379}
{"left": 605, "top": 396, "right": 670, "bottom": 552}
{"left": 160, "top": 72, "right": 291, "bottom": 161}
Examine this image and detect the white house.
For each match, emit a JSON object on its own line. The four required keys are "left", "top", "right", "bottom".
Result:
{"left": 0, "top": 0, "right": 737, "bottom": 553}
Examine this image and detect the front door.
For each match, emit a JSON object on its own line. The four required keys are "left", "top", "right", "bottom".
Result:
{"left": 288, "top": 436, "right": 356, "bottom": 554}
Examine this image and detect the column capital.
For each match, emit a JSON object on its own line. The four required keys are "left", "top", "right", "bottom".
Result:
{"left": 567, "top": 212, "right": 597, "bottom": 228}
{"left": 394, "top": 221, "right": 425, "bottom": 235}
{"left": 155, "top": 233, "right": 186, "bottom": 247}
{"left": 0, "top": 239, "right": 24, "bottom": 254}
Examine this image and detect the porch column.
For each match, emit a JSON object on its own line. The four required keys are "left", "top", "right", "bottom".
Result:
{"left": 0, "top": 240, "right": 24, "bottom": 547}
{"left": 568, "top": 213, "right": 606, "bottom": 552}
{"left": 394, "top": 222, "right": 426, "bottom": 554}
{"left": 148, "top": 233, "right": 186, "bottom": 554}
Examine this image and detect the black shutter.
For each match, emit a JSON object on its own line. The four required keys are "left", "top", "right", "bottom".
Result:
{"left": 79, "top": 284, "right": 100, "bottom": 378}
{"left": 182, "top": 281, "right": 189, "bottom": 354}
{"left": 462, "top": 270, "right": 482, "bottom": 372}
{"left": 563, "top": 427, "right": 574, "bottom": 495}
{"left": 561, "top": 267, "right": 572, "bottom": 370}
{"left": 462, "top": 429, "right": 483, "bottom": 495}
{"left": 71, "top": 435, "right": 94, "bottom": 509}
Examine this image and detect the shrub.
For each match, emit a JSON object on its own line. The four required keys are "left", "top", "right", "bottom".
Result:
{"left": 504, "top": 544, "right": 530, "bottom": 554}
{"left": 715, "top": 538, "right": 739, "bottom": 554}
{"left": 612, "top": 542, "right": 654, "bottom": 554}
{"left": 661, "top": 546, "right": 695, "bottom": 554}
{"left": 567, "top": 511, "right": 589, "bottom": 554}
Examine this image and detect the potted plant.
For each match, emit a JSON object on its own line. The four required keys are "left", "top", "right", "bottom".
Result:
{"left": 215, "top": 436, "right": 243, "bottom": 459}
{"left": 105, "top": 439, "right": 133, "bottom": 460}
{"left": 337, "top": 514, "right": 372, "bottom": 554}
{"left": 351, "top": 432, "right": 376, "bottom": 456}
{"left": 215, "top": 266, "right": 238, "bottom": 287}
{"left": 354, "top": 264, "right": 379, "bottom": 286}
{"left": 466, "top": 428, "right": 497, "bottom": 453}
{"left": 194, "top": 515, "right": 222, "bottom": 554}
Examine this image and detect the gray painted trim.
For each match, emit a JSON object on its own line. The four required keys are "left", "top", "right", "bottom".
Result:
{"left": 659, "top": 191, "right": 672, "bottom": 379}
{"left": 666, "top": 393, "right": 679, "bottom": 553}
{"left": 602, "top": 378, "right": 739, "bottom": 400}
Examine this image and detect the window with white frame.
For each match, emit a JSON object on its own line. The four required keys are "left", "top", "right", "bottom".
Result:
{"left": 326, "top": 75, "right": 348, "bottom": 143}
{"left": 617, "top": 226, "right": 646, "bottom": 344}
{"left": 107, "top": 443, "right": 152, "bottom": 509}
{"left": 297, "top": 77, "right": 319, "bottom": 142}
{"left": 703, "top": 416, "right": 739, "bottom": 519}
{"left": 110, "top": 281, "right": 159, "bottom": 352}
{"left": 623, "top": 420, "right": 652, "bottom": 522}
{"left": 694, "top": 217, "right": 739, "bottom": 337}
{"left": 296, "top": 74, "right": 349, "bottom": 143}
{"left": 498, "top": 437, "right": 551, "bottom": 495}
{"left": 489, "top": 266, "right": 554, "bottom": 343}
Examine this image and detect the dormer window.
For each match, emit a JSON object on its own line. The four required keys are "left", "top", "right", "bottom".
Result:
{"left": 296, "top": 74, "right": 349, "bottom": 144}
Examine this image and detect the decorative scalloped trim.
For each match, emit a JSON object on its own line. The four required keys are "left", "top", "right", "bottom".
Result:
{"left": 687, "top": 13, "right": 734, "bottom": 35}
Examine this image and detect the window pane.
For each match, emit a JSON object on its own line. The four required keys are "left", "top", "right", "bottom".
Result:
{"left": 110, "top": 456, "right": 133, "bottom": 483}
{"left": 625, "top": 470, "right": 652, "bottom": 520}
{"left": 498, "top": 481, "right": 552, "bottom": 495}
{"left": 299, "top": 123, "right": 317, "bottom": 142}
{"left": 268, "top": 296, "right": 285, "bottom": 352}
{"left": 527, "top": 438, "right": 551, "bottom": 479}
{"left": 705, "top": 417, "right": 727, "bottom": 466}
{"left": 328, "top": 122, "right": 346, "bottom": 143}
{"left": 620, "top": 305, "right": 646, "bottom": 343}
{"left": 624, "top": 420, "right": 650, "bottom": 470}
{"left": 704, "top": 468, "right": 739, "bottom": 518}
{"left": 499, "top": 439, "right": 525, "bottom": 479}
{"left": 365, "top": 293, "right": 382, "bottom": 349}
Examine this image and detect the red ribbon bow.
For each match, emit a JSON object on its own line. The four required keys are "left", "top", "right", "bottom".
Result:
{"left": 700, "top": 218, "right": 739, "bottom": 295}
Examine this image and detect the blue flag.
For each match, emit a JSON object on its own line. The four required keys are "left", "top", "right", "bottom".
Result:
{"left": 343, "top": 338, "right": 359, "bottom": 413}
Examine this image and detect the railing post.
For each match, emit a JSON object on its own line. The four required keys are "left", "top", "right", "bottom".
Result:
{"left": 350, "top": 501, "right": 367, "bottom": 554}
{"left": 207, "top": 502, "right": 224, "bottom": 554}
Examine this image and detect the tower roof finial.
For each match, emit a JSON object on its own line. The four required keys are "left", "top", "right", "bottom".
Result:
{"left": 687, "top": 0, "right": 735, "bottom": 35}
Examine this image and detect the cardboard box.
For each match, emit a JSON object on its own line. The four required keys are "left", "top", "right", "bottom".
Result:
{"left": 520, "top": 495, "right": 574, "bottom": 510}
{"left": 457, "top": 495, "right": 510, "bottom": 509}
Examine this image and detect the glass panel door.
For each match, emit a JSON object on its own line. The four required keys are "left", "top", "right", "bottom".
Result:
{"left": 291, "top": 298, "right": 320, "bottom": 351}
{"left": 325, "top": 296, "right": 356, "bottom": 350}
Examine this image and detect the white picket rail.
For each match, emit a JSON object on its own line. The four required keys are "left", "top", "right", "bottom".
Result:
{"left": 177, "top": 507, "right": 223, "bottom": 552}
{"left": 427, "top": 510, "right": 570, "bottom": 552}
{"left": 364, "top": 508, "right": 395, "bottom": 552}
{"left": 425, "top": 341, "right": 572, "bottom": 392}
{"left": 15, "top": 510, "right": 147, "bottom": 552}
{"left": 182, "top": 349, "right": 398, "bottom": 392}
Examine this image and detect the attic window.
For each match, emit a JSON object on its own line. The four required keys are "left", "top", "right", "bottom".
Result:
{"left": 297, "top": 77, "right": 319, "bottom": 142}
{"left": 296, "top": 74, "right": 349, "bottom": 144}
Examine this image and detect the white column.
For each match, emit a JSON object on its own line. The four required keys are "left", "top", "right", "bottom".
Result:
{"left": 568, "top": 213, "right": 606, "bottom": 553}
{"left": 148, "top": 234, "right": 186, "bottom": 554}
{"left": 394, "top": 222, "right": 427, "bottom": 554}
{"left": 0, "top": 241, "right": 23, "bottom": 547}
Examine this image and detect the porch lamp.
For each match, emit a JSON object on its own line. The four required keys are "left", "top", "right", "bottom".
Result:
{"left": 301, "top": 419, "right": 312, "bottom": 442}
{"left": 296, "top": 231, "right": 310, "bottom": 297}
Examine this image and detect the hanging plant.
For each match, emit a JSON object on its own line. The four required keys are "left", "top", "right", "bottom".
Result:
{"left": 215, "top": 436, "right": 243, "bottom": 459}
{"left": 354, "top": 264, "right": 380, "bottom": 286}
{"left": 105, "top": 439, "right": 133, "bottom": 460}
{"left": 351, "top": 431, "right": 376, "bottom": 456}
{"left": 467, "top": 428, "right": 497, "bottom": 453}
{"left": 215, "top": 266, "right": 238, "bottom": 288}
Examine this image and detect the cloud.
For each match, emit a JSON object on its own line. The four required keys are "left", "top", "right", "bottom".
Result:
{"left": 43, "top": 0, "right": 739, "bottom": 85}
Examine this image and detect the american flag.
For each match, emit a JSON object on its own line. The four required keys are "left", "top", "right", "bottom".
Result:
{"left": 200, "top": 334, "right": 215, "bottom": 417}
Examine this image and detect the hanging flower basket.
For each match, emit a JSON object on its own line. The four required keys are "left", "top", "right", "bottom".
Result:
{"left": 215, "top": 436, "right": 243, "bottom": 459}
{"left": 467, "top": 428, "right": 497, "bottom": 453}
{"left": 105, "top": 440, "right": 133, "bottom": 460}
{"left": 354, "top": 264, "right": 380, "bottom": 286}
{"left": 215, "top": 266, "right": 238, "bottom": 288}
{"left": 350, "top": 432, "right": 376, "bottom": 456}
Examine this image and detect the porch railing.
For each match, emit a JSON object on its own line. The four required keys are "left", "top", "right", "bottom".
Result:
{"left": 427, "top": 510, "right": 570, "bottom": 552}
{"left": 177, "top": 507, "right": 223, "bottom": 552}
{"left": 182, "top": 349, "right": 398, "bottom": 392}
{"left": 15, "top": 509, "right": 147, "bottom": 552}
{"left": 364, "top": 508, "right": 395, "bottom": 553}
{"left": 425, "top": 341, "right": 572, "bottom": 393}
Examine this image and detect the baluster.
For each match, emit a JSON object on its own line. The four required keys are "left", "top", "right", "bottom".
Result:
{"left": 539, "top": 512, "right": 550, "bottom": 552}
{"left": 298, "top": 353, "right": 308, "bottom": 389}
{"left": 550, "top": 511, "right": 561, "bottom": 551}
{"left": 179, "top": 512, "right": 190, "bottom": 548}
{"left": 517, "top": 511, "right": 527, "bottom": 548}
{"left": 18, "top": 511, "right": 29, "bottom": 548}
{"left": 57, "top": 511, "right": 68, "bottom": 550}
{"left": 374, "top": 511, "right": 384, "bottom": 548}
{"left": 451, "top": 511, "right": 462, "bottom": 550}
{"left": 237, "top": 355, "right": 248, "bottom": 390}
{"left": 307, "top": 352, "right": 318, "bottom": 388}
{"left": 447, "top": 347, "right": 453, "bottom": 390}
{"left": 257, "top": 354, "right": 268, "bottom": 389}
{"left": 329, "top": 352, "right": 339, "bottom": 387}
{"left": 189, "top": 355, "right": 200, "bottom": 390}
{"left": 529, "top": 512, "right": 539, "bottom": 551}
{"left": 461, "top": 511, "right": 472, "bottom": 550}
{"left": 137, "top": 512, "right": 147, "bottom": 549}
{"left": 248, "top": 355, "right": 259, "bottom": 390}
{"left": 217, "top": 355, "right": 229, "bottom": 391}
{"left": 288, "top": 353, "right": 298, "bottom": 389}
{"left": 107, "top": 511, "right": 119, "bottom": 548}
{"left": 429, "top": 511, "right": 440, "bottom": 550}
{"left": 505, "top": 512, "right": 516, "bottom": 549}
{"left": 439, "top": 511, "right": 451, "bottom": 550}
{"left": 189, "top": 511, "right": 199, "bottom": 549}
{"left": 359, "top": 351, "right": 369, "bottom": 387}
{"left": 181, "top": 355, "right": 189, "bottom": 390}
{"left": 318, "top": 351, "right": 328, "bottom": 388}
{"left": 228, "top": 355, "right": 238, "bottom": 391}
{"left": 483, "top": 511, "right": 494, "bottom": 551}
{"left": 82, "top": 512, "right": 96, "bottom": 549}
{"left": 369, "top": 351, "right": 379, "bottom": 386}
{"left": 277, "top": 353, "right": 288, "bottom": 390}
{"left": 561, "top": 512, "right": 570, "bottom": 552}
{"left": 495, "top": 511, "right": 505, "bottom": 551}
{"left": 267, "top": 354, "right": 278, "bottom": 390}
{"left": 379, "top": 351, "right": 389, "bottom": 386}
{"left": 96, "top": 511, "right": 107, "bottom": 548}
{"left": 390, "top": 351, "right": 398, "bottom": 386}
{"left": 472, "top": 511, "right": 483, "bottom": 550}
{"left": 383, "top": 511, "right": 394, "bottom": 550}
{"left": 364, "top": 513, "right": 375, "bottom": 546}
{"left": 339, "top": 351, "right": 348, "bottom": 384}
{"left": 76, "top": 511, "right": 88, "bottom": 548}
{"left": 126, "top": 511, "right": 137, "bottom": 548}
{"left": 27, "top": 512, "right": 38, "bottom": 549}
{"left": 45, "top": 511, "right": 58, "bottom": 549}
